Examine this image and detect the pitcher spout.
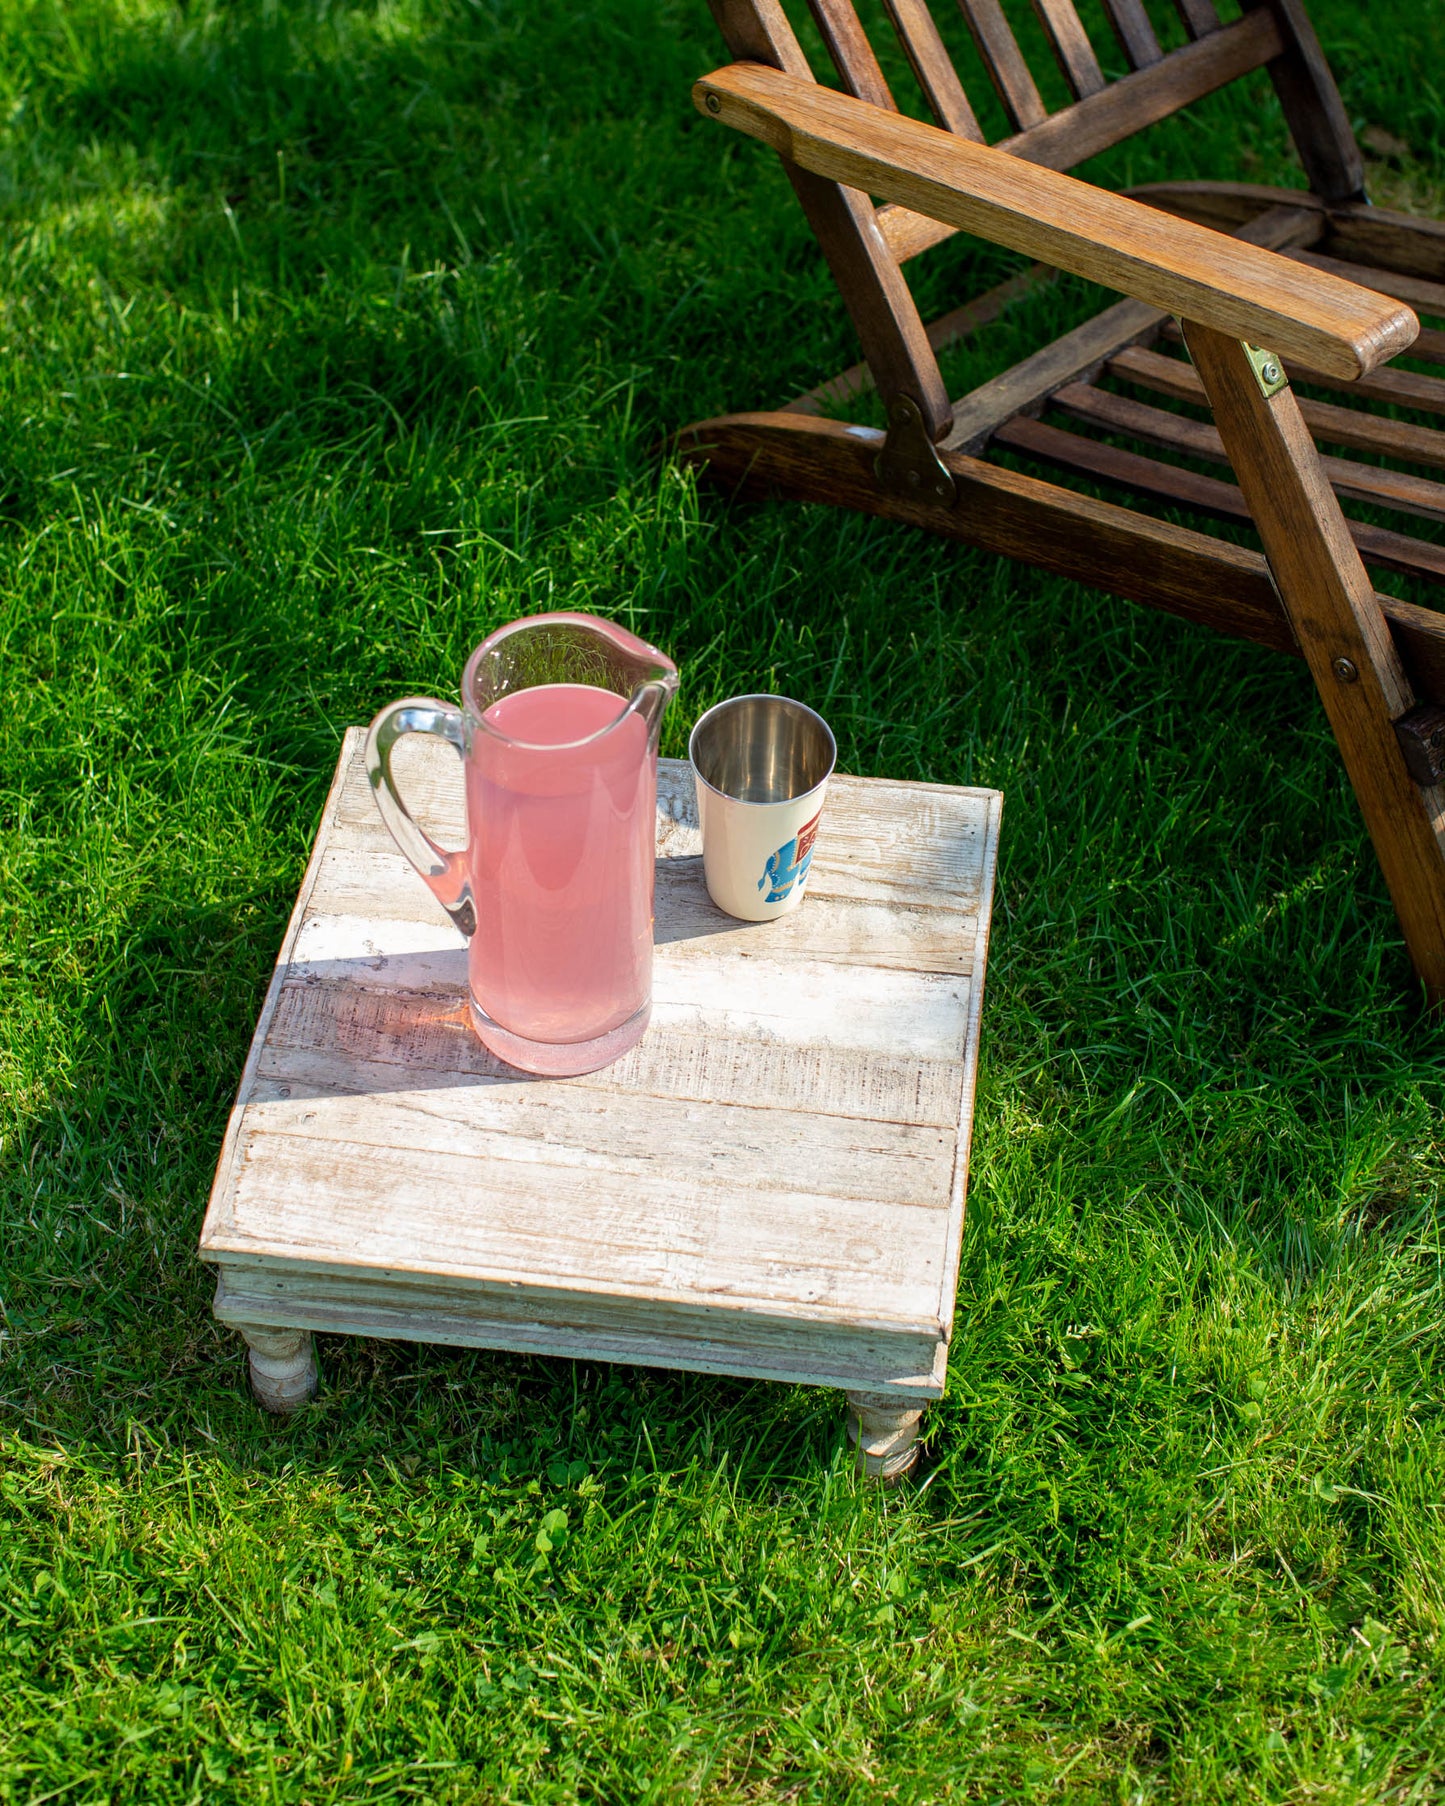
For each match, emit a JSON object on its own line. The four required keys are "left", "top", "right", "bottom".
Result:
{"left": 464, "top": 611, "right": 678, "bottom": 744}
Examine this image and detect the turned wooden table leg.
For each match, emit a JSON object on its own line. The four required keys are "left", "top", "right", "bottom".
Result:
{"left": 234, "top": 1322, "right": 318, "bottom": 1413}
{"left": 846, "top": 1390, "right": 925, "bottom": 1481}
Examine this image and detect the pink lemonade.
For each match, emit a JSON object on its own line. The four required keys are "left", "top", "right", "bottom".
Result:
{"left": 467, "top": 682, "right": 656, "bottom": 1050}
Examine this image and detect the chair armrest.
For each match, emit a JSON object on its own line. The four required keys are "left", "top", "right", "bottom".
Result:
{"left": 695, "top": 62, "right": 1415, "bottom": 381}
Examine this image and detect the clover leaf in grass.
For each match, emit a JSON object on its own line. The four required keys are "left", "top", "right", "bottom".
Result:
{"left": 535, "top": 1508, "right": 569, "bottom": 1555}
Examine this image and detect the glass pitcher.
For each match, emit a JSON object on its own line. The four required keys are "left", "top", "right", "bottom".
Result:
{"left": 365, "top": 612, "right": 679, "bottom": 1076}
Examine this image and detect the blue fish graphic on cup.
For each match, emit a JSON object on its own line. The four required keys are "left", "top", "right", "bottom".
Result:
{"left": 757, "top": 811, "right": 822, "bottom": 904}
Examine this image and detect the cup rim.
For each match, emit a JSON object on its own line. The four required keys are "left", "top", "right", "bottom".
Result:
{"left": 688, "top": 692, "right": 837, "bottom": 807}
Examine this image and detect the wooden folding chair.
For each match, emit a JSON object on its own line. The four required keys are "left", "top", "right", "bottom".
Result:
{"left": 677, "top": 0, "right": 1445, "bottom": 1004}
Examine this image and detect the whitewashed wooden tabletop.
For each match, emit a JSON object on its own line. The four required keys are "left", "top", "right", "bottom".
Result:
{"left": 199, "top": 729, "right": 1002, "bottom": 1397}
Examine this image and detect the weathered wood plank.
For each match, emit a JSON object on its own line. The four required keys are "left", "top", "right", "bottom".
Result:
{"left": 1050, "top": 381, "right": 1445, "bottom": 526}
{"left": 201, "top": 728, "right": 1000, "bottom": 1400}
{"left": 1110, "top": 344, "right": 1445, "bottom": 472}
{"left": 1031, "top": 0, "right": 1105, "bottom": 101}
{"left": 943, "top": 206, "right": 1319, "bottom": 452}
{"left": 679, "top": 407, "right": 1445, "bottom": 704}
{"left": 807, "top": 0, "right": 898, "bottom": 107}
{"left": 1158, "top": 317, "right": 1445, "bottom": 420}
{"left": 697, "top": 58, "right": 1411, "bottom": 379}
{"left": 874, "top": 13, "right": 1285, "bottom": 261}
{"left": 1286, "top": 248, "right": 1445, "bottom": 320}
{"left": 329, "top": 751, "right": 998, "bottom": 916}
{"left": 239, "top": 1078, "right": 955, "bottom": 1211}
{"left": 956, "top": 0, "right": 1047, "bottom": 132}
{"left": 1238, "top": 0, "right": 1364, "bottom": 205}
{"left": 882, "top": 0, "right": 983, "bottom": 137}
{"left": 1100, "top": 0, "right": 1161, "bottom": 69}
{"left": 1325, "top": 206, "right": 1445, "bottom": 287}
{"left": 997, "top": 11, "right": 1281, "bottom": 173}
{"left": 1173, "top": 0, "right": 1222, "bottom": 37}
{"left": 1185, "top": 321, "right": 1445, "bottom": 1003}
{"left": 302, "top": 851, "right": 980, "bottom": 977}
{"left": 786, "top": 264, "right": 1049, "bottom": 409}
{"left": 214, "top": 1272, "right": 949, "bottom": 1396}
{"left": 211, "top": 1132, "right": 952, "bottom": 1324}
{"left": 263, "top": 982, "right": 970, "bottom": 1128}
{"left": 996, "top": 412, "right": 1445, "bottom": 585}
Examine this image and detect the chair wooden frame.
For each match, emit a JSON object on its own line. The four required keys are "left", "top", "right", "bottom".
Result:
{"left": 677, "top": 0, "right": 1445, "bottom": 1004}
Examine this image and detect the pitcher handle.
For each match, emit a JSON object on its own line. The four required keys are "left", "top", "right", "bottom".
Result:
{"left": 364, "top": 698, "right": 475, "bottom": 937}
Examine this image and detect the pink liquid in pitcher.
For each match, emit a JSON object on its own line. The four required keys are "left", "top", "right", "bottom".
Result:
{"left": 467, "top": 683, "right": 655, "bottom": 1047}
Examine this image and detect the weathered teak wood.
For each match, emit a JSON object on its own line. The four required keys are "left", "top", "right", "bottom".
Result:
{"left": 1285, "top": 249, "right": 1445, "bottom": 320}
{"left": 1049, "top": 380, "right": 1445, "bottom": 526}
{"left": 680, "top": 0, "right": 1445, "bottom": 1000}
{"left": 200, "top": 732, "right": 1003, "bottom": 1466}
{"left": 878, "top": 8, "right": 1285, "bottom": 259}
{"left": 695, "top": 63, "right": 1415, "bottom": 379}
{"left": 882, "top": 0, "right": 982, "bottom": 137}
{"left": 1240, "top": 0, "right": 1365, "bottom": 204}
{"left": 1173, "top": 0, "right": 1223, "bottom": 37}
{"left": 1031, "top": 0, "right": 1105, "bottom": 101}
{"left": 785, "top": 264, "right": 1049, "bottom": 414}
{"left": 944, "top": 204, "right": 1323, "bottom": 452}
{"left": 705, "top": 0, "right": 953, "bottom": 438}
{"left": 677, "top": 406, "right": 1445, "bottom": 701}
{"left": 993, "top": 414, "right": 1445, "bottom": 587}
{"left": 957, "top": 0, "right": 1046, "bottom": 132}
{"left": 1109, "top": 344, "right": 1445, "bottom": 472}
{"left": 1155, "top": 319, "right": 1445, "bottom": 419}
{"left": 807, "top": 0, "right": 896, "bottom": 107}
{"left": 1101, "top": 0, "right": 1161, "bottom": 70}
{"left": 1184, "top": 323, "right": 1445, "bottom": 1005}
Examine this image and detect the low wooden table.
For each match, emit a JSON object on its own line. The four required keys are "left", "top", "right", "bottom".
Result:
{"left": 199, "top": 729, "right": 1001, "bottom": 1477}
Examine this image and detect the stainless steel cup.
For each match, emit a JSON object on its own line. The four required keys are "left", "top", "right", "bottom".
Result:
{"left": 688, "top": 694, "right": 836, "bottom": 921}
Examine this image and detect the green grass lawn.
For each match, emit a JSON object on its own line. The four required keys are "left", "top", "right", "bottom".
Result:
{"left": 3, "top": 0, "right": 1445, "bottom": 1798}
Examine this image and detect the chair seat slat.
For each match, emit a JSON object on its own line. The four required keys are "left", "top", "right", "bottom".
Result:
{"left": 956, "top": 0, "right": 1048, "bottom": 130}
{"left": 1111, "top": 344, "right": 1445, "bottom": 474}
{"left": 807, "top": 0, "right": 898, "bottom": 108}
{"left": 1031, "top": 0, "right": 1106, "bottom": 99}
{"left": 882, "top": 0, "right": 985, "bottom": 137}
{"left": 996, "top": 414, "right": 1445, "bottom": 583}
{"left": 1158, "top": 319, "right": 1445, "bottom": 417}
{"left": 1051, "top": 382, "right": 1445, "bottom": 526}
{"left": 1101, "top": 0, "right": 1162, "bottom": 69}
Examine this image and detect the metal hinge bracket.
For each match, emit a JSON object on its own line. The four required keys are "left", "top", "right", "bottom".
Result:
{"left": 875, "top": 395, "right": 957, "bottom": 507}
{"left": 1242, "top": 341, "right": 1289, "bottom": 398}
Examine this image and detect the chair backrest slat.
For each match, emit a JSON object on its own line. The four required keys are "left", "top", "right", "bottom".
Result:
{"left": 1101, "top": 0, "right": 1162, "bottom": 69}
{"left": 956, "top": 0, "right": 1048, "bottom": 131}
{"left": 882, "top": 0, "right": 985, "bottom": 137}
{"left": 1031, "top": 0, "right": 1106, "bottom": 99}
{"left": 701, "top": 0, "right": 1366, "bottom": 432}
{"left": 1004, "top": 6, "right": 1280, "bottom": 168}
{"left": 806, "top": 0, "right": 898, "bottom": 107}
{"left": 1174, "top": 0, "right": 1224, "bottom": 37}
{"left": 875, "top": 7, "right": 1284, "bottom": 259}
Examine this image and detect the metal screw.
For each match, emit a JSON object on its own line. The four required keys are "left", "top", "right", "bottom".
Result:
{"left": 705, "top": 92, "right": 721, "bottom": 113}
{"left": 1260, "top": 360, "right": 1282, "bottom": 384}
{"left": 1333, "top": 656, "right": 1359, "bottom": 684}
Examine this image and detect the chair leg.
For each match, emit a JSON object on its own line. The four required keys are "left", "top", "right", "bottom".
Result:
{"left": 1185, "top": 321, "right": 1445, "bottom": 1007}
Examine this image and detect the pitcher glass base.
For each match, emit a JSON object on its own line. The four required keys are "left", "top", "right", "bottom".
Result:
{"left": 468, "top": 998, "right": 651, "bottom": 1077}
